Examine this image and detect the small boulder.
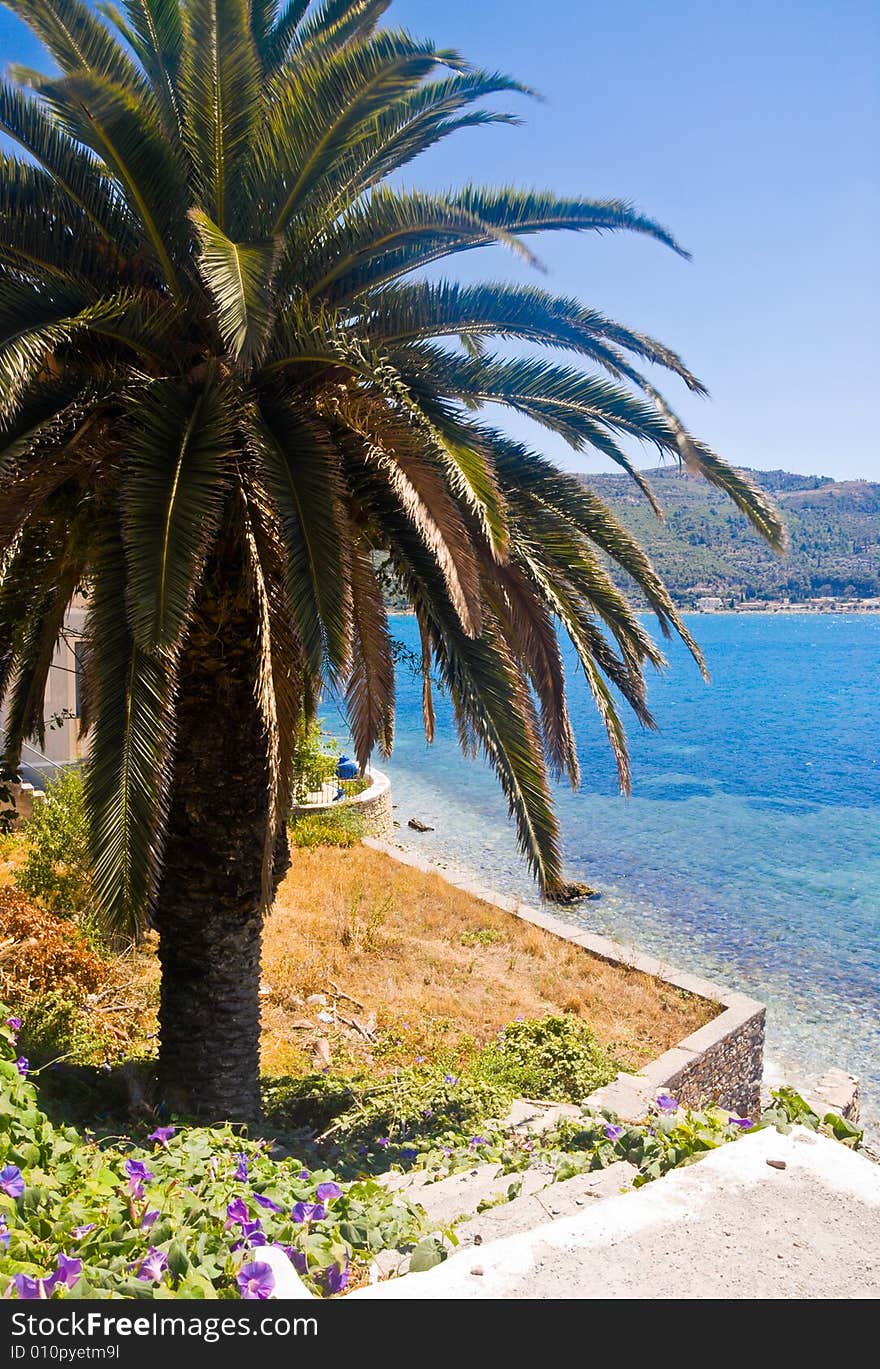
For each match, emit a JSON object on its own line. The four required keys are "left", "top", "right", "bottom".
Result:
{"left": 547, "top": 880, "right": 599, "bottom": 905}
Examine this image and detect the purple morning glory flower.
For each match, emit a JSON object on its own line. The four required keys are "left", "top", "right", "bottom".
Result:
{"left": 15, "top": 1057, "right": 28, "bottom": 1077}
{"left": 70, "top": 1223, "right": 96, "bottom": 1240}
{"left": 123, "top": 1159, "right": 153, "bottom": 1194}
{"left": 441, "top": 1146, "right": 453, "bottom": 1157}
{"left": 376, "top": 1137, "right": 390, "bottom": 1149}
{"left": 253, "top": 1192, "right": 283, "bottom": 1213}
{"left": 315, "top": 1181, "right": 342, "bottom": 1203}
{"left": 234, "top": 1153, "right": 249, "bottom": 1182}
{"left": 400, "top": 1147, "right": 418, "bottom": 1161}
{"left": 47, "top": 1254, "right": 82, "bottom": 1292}
{"left": 310, "top": 1204, "right": 326, "bottom": 1222}
{"left": 515, "top": 1013, "right": 525, "bottom": 1022}
{"left": 0, "top": 1222, "right": 9, "bottom": 1249}
{"left": 0, "top": 1166, "right": 24, "bottom": 1199}
{"left": 148, "top": 1125, "right": 175, "bottom": 1148}
{"left": 237, "top": 1261, "right": 275, "bottom": 1300}
{"left": 323, "top": 1258, "right": 350, "bottom": 1295}
{"left": 11, "top": 1274, "right": 43, "bottom": 1300}
{"left": 604, "top": 1123, "right": 624, "bottom": 1142}
{"left": 136, "top": 1247, "right": 168, "bottom": 1282}
{"left": 415, "top": 1055, "right": 426, "bottom": 1064}
{"left": 728, "top": 1116, "right": 754, "bottom": 1129}
{"left": 141, "top": 1210, "right": 159, "bottom": 1228}
{"left": 655, "top": 1094, "right": 679, "bottom": 1113}
{"left": 226, "top": 1197, "right": 250, "bottom": 1227}
{"left": 469, "top": 1136, "right": 487, "bottom": 1149}
{"left": 299, "top": 1169, "right": 309, "bottom": 1180}
{"left": 291, "top": 1202, "right": 312, "bottom": 1225}
{"left": 239, "top": 1219, "right": 265, "bottom": 1245}
{"left": 443, "top": 1074, "right": 457, "bottom": 1085}
{"left": 5, "top": 1017, "right": 21, "bottom": 1032}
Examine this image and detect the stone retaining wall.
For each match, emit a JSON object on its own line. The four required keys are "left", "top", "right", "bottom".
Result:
{"left": 292, "top": 769, "right": 393, "bottom": 839}
{"left": 364, "top": 837, "right": 766, "bottom": 1120}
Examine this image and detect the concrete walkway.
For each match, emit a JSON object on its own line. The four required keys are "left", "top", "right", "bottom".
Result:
{"left": 353, "top": 1127, "right": 880, "bottom": 1299}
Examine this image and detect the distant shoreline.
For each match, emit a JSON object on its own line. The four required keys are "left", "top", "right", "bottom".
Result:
{"left": 682, "top": 606, "right": 880, "bottom": 616}
{"left": 388, "top": 605, "right": 880, "bottom": 617}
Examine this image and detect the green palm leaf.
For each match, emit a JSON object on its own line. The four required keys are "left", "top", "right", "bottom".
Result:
{"left": 121, "top": 377, "right": 233, "bottom": 652}
{"left": 3, "top": 0, "right": 143, "bottom": 90}
{"left": 190, "top": 209, "right": 280, "bottom": 363}
{"left": 83, "top": 524, "right": 175, "bottom": 932}
{"left": 250, "top": 390, "right": 352, "bottom": 679}
{"left": 179, "top": 0, "right": 261, "bottom": 229}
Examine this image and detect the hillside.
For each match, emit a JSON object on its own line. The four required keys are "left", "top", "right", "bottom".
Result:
{"left": 582, "top": 467, "right": 880, "bottom": 606}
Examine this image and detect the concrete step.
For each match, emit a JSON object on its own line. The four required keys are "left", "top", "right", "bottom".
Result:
{"left": 374, "top": 1157, "right": 635, "bottom": 1278}
{"left": 356, "top": 1126, "right": 880, "bottom": 1301}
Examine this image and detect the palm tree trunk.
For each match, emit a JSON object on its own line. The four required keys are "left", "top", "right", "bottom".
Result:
{"left": 152, "top": 550, "right": 287, "bottom": 1123}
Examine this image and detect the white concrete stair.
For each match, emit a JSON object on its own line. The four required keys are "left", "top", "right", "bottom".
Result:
{"left": 355, "top": 1127, "right": 880, "bottom": 1300}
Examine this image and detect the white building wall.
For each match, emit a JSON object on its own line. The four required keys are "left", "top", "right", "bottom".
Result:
{"left": 1, "top": 599, "right": 89, "bottom": 777}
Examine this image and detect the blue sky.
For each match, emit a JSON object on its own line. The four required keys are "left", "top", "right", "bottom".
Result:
{"left": 2, "top": 0, "right": 877, "bottom": 482}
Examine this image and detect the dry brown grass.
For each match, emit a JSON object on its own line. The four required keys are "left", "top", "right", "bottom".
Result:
{"left": 260, "top": 845, "right": 715, "bottom": 1077}
{"left": 1, "top": 832, "right": 715, "bottom": 1080}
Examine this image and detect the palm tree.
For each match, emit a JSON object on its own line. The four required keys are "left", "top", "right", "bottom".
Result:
{"left": 0, "top": 0, "right": 785, "bottom": 1122}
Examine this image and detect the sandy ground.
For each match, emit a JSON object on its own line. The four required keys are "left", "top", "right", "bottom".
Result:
{"left": 353, "top": 1127, "right": 880, "bottom": 1300}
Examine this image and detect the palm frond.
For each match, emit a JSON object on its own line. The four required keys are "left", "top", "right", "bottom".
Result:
{"left": 83, "top": 522, "right": 174, "bottom": 933}
{"left": 330, "top": 386, "right": 483, "bottom": 635}
{"left": 179, "top": 0, "right": 261, "bottom": 229}
{"left": 250, "top": 390, "right": 352, "bottom": 678}
{"left": 121, "top": 377, "right": 233, "bottom": 652}
{"left": 1, "top": 525, "right": 89, "bottom": 760}
{"left": 346, "top": 540, "right": 394, "bottom": 764}
{"left": 32, "top": 71, "right": 188, "bottom": 289}
{"left": 256, "top": 0, "right": 310, "bottom": 71}
{"left": 117, "top": 0, "right": 185, "bottom": 137}
{"left": 0, "top": 86, "right": 137, "bottom": 253}
{"left": 365, "top": 280, "right": 705, "bottom": 393}
{"left": 257, "top": 31, "right": 447, "bottom": 236}
{"left": 190, "top": 209, "right": 280, "bottom": 363}
{"left": 299, "top": 186, "right": 543, "bottom": 302}
{"left": 3, "top": 0, "right": 143, "bottom": 91}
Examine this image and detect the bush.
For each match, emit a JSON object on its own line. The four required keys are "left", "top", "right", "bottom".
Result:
{"left": 291, "top": 721, "right": 340, "bottom": 804}
{"left": 15, "top": 770, "right": 94, "bottom": 924}
{"left": 289, "top": 806, "right": 365, "bottom": 849}
{"left": 13, "top": 993, "right": 116, "bottom": 1071}
{"left": 472, "top": 1015, "right": 618, "bottom": 1103}
{"left": 0, "top": 887, "right": 106, "bottom": 1003}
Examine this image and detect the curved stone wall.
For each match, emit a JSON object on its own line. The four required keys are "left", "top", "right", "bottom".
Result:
{"left": 291, "top": 768, "right": 393, "bottom": 839}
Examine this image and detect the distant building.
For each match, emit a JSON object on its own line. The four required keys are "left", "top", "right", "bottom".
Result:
{"left": 695, "top": 596, "right": 724, "bottom": 612}
{"left": 0, "top": 598, "right": 88, "bottom": 782}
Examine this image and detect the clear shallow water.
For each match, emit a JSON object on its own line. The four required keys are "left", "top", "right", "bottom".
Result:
{"left": 360, "top": 614, "right": 879, "bottom": 1127}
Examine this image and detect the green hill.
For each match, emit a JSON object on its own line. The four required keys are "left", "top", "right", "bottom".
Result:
{"left": 583, "top": 466, "right": 880, "bottom": 605}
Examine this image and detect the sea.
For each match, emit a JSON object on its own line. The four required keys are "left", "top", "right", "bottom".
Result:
{"left": 337, "top": 612, "right": 880, "bottom": 1133}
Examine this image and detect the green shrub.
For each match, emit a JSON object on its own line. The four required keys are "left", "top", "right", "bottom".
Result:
{"left": 15, "top": 770, "right": 95, "bottom": 925}
{"left": 289, "top": 806, "right": 365, "bottom": 849}
{"left": 291, "top": 720, "right": 340, "bottom": 803}
{"left": 459, "top": 927, "right": 506, "bottom": 947}
{"left": 472, "top": 1015, "right": 618, "bottom": 1103}
{"left": 264, "top": 1065, "right": 511, "bottom": 1167}
{"left": 14, "top": 992, "right": 113, "bottom": 1070}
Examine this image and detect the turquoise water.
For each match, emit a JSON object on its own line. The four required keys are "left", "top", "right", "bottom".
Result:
{"left": 367, "top": 613, "right": 879, "bottom": 1128}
